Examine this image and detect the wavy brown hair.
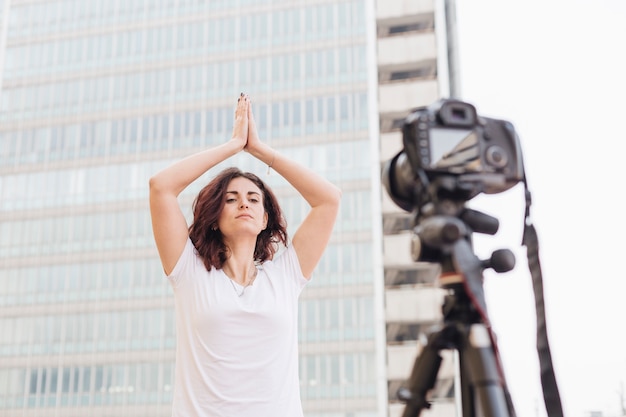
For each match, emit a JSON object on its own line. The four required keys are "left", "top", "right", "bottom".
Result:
{"left": 188, "top": 167, "right": 288, "bottom": 271}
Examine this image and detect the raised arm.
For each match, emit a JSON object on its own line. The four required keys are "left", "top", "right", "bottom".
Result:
{"left": 245, "top": 101, "right": 341, "bottom": 279}
{"left": 149, "top": 95, "right": 250, "bottom": 274}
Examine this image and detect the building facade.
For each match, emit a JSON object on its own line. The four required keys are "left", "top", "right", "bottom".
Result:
{"left": 0, "top": 0, "right": 459, "bottom": 416}
{"left": 376, "top": 1, "right": 460, "bottom": 416}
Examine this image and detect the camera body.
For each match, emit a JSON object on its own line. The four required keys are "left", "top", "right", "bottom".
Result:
{"left": 383, "top": 99, "right": 525, "bottom": 212}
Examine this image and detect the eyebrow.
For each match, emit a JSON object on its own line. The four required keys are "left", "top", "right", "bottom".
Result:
{"left": 225, "top": 190, "right": 261, "bottom": 196}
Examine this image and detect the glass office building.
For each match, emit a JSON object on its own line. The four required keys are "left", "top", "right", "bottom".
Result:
{"left": 0, "top": 0, "right": 459, "bottom": 416}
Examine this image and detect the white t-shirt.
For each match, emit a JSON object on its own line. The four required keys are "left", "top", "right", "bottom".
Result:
{"left": 167, "top": 238, "right": 308, "bottom": 417}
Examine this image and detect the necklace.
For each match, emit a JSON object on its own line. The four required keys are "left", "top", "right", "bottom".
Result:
{"left": 229, "top": 278, "right": 246, "bottom": 297}
{"left": 227, "top": 267, "right": 258, "bottom": 297}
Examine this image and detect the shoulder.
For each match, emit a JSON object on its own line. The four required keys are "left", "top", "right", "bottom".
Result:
{"left": 166, "top": 238, "right": 208, "bottom": 287}
{"left": 264, "top": 245, "right": 307, "bottom": 289}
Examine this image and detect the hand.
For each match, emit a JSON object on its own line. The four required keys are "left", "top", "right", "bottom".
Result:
{"left": 231, "top": 93, "right": 249, "bottom": 151}
{"left": 244, "top": 97, "right": 262, "bottom": 155}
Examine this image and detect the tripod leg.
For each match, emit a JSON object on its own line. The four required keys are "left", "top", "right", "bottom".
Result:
{"left": 459, "top": 323, "right": 511, "bottom": 417}
{"left": 399, "top": 332, "right": 446, "bottom": 417}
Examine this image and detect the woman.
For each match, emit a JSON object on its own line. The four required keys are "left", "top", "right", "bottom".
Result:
{"left": 149, "top": 93, "right": 341, "bottom": 417}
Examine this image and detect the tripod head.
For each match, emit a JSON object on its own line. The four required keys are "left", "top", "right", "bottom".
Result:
{"left": 413, "top": 193, "right": 515, "bottom": 268}
{"left": 412, "top": 193, "right": 515, "bottom": 325}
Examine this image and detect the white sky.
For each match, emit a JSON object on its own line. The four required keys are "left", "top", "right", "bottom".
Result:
{"left": 454, "top": 1, "right": 626, "bottom": 416}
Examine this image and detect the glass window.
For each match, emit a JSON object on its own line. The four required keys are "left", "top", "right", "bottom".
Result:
{"left": 194, "top": 112, "right": 201, "bottom": 136}
{"left": 317, "top": 98, "right": 324, "bottom": 123}
{"left": 292, "top": 54, "right": 301, "bottom": 83}
{"left": 29, "top": 369, "right": 38, "bottom": 394}
{"left": 49, "top": 368, "right": 59, "bottom": 394}
{"left": 272, "top": 11, "right": 281, "bottom": 37}
{"left": 173, "top": 113, "right": 181, "bottom": 138}
{"left": 146, "top": 363, "right": 159, "bottom": 391}
{"left": 271, "top": 103, "right": 280, "bottom": 129}
{"left": 330, "top": 355, "right": 340, "bottom": 384}
{"left": 257, "top": 13, "right": 270, "bottom": 39}
{"left": 340, "top": 95, "right": 349, "bottom": 120}
{"left": 225, "top": 17, "right": 235, "bottom": 42}
{"left": 177, "top": 25, "right": 185, "bottom": 49}
{"left": 103, "top": 35, "right": 112, "bottom": 58}
{"left": 240, "top": 15, "right": 248, "bottom": 40}
{"left": 327, "top": 97, "right": 335, "bottom": 122}
{"left": 339, "top": 47, "right": 348, "bottom": 74}
{"left": 142, "top": 117, "right": 150, "bottom": 142}
{"left": 257, "top": 104, "right": 267, "bottom": 129}
{"left": 323, "top": 5, "right": 334, "bottom": 32}
{"left": 292, "top": 101, "right": 301, "bottom": 127}
{"left": 306, "top": 356, "right": 317, "bottom": 385}
{"left": 206, "top": 110, "right": 214, "bottom": 134}
{"left": 326, "top": 50, "right": 334, "bottom": 76}
{"left": 283, "top": 9, "right": 292, "bottom": 37}
{"left": 216, "top": 108, "right": 226, "bottom": 134}
{"left": 81, "top": 367, "right": 91, "bottom": 392}
{"left": 305, "top": 53, "right": 314, "bottom": 78}
{"left": 282, "top": 102, "right": 290, "bottom": 127}
{"left": 259, "top": 57, "right": 268, "bottom": 82}
{"left": 315, "top": 50, "right": 324, "bottom": 80}
{"left": 272, "top": 56, "right": 280, "bottom": 82}
{"left": 161, "top": 115, "right": 169, "bottom": 139}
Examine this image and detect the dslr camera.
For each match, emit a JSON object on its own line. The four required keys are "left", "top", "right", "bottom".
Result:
{"left": 383, "top": 98, "right": 525, "bottom": 213}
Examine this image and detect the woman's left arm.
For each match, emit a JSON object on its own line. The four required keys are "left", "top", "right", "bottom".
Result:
{"left": 245, "top": 100, "right": 341, "bottom": 278}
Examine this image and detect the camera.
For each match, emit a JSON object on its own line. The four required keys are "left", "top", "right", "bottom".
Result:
{"left": 380, "top": 100, "right": 563, "bottom": 417}
{"left": 383, "top": 99, "right": 525, "bottom": 212}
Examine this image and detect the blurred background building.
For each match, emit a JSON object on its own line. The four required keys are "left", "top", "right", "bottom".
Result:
{"left": 0, "top": 0, "right": 459, "bottom": 416}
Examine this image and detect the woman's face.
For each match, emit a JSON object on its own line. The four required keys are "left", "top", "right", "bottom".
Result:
{"left": 217, "top": 176, "right": 268, "bottom": 238}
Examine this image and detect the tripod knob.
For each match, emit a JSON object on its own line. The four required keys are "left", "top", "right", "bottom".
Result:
{"left": 482, "top": 249, "right": 515, "bottom": 273}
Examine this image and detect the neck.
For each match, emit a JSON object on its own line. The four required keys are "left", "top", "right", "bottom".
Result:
{"left": 223, "top": 258, "right": 257, "bottom": 286}
{"left": 222, "top": 237, "right": 258, "bottom": 285}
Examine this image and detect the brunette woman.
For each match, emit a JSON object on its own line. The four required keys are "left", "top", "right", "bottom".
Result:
{"left": 149, "top": 93, "right": 341, "bottom": 417}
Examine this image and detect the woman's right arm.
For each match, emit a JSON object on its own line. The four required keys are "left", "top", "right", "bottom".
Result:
{"left": 149, "top": 95, "right": 249, "bottom": 274}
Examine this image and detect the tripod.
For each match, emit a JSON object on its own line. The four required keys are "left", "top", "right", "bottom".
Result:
{"left": 397, "top": 210, "right": 517, "bottom": 417}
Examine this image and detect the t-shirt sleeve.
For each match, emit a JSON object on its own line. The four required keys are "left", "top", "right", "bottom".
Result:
{"left": 272, "top": 245, "right": 308, "bottom": 293}
{"left": 166, "top": 238, "right": 197, "bottom": 288}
